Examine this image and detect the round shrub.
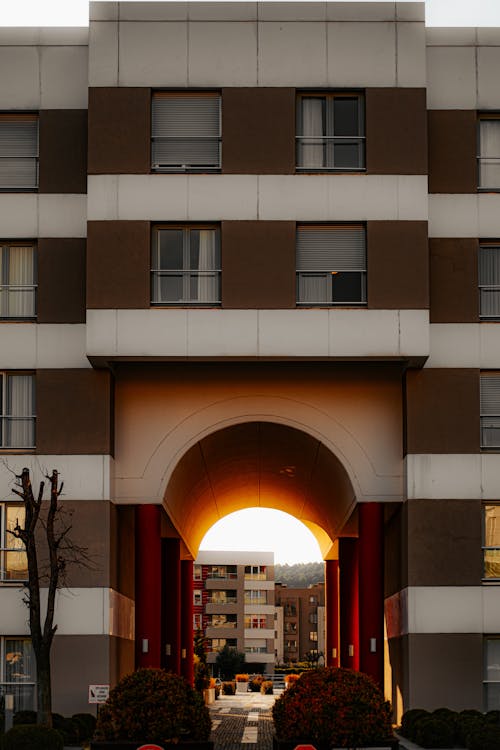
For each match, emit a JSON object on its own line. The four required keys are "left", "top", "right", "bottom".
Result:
{"left": 222, "top": 681, "right": 235, "bottom": 695}
{"left": 261, "top": 680, "right": 273, "bottom": 695}
{"left": 71, "top": 713, "right": 96, "bottom": 741}
{"left": 250, "top": 675, "right": 264, "bottom": 692}
{"left": 432, "top": 708, "right": 459, "bottom": 743}
{"left": 487, "top": 711, "right": 500, "bottom": 726}
{"left": 94, "top": 668, "right": 211, "bottom": 745}
{"left": 12, "top": 711, "right": 36, "bottom": 726}
{"left": 272, "top": 667, "right": 393, "bottom": 748}
{"left": 2, "top": 724, "right": 63, "bottom": 750}
{"left": 457, "top": 711, "right": 485, "bottom": 747}
{"left": 414, "top": 718, "right": 454, "bottom": 748}
{"left": 400, "top": 708, "right": 430, "bottom": 740}
{"left": 467, "top": 722, "right": 500, "bottom": 750}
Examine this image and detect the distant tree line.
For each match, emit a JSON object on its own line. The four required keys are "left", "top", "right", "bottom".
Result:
{"left": 274, "top": 561, "right": 324, "bottom": 588}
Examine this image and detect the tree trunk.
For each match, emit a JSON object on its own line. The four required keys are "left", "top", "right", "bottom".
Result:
{"left": 36, "top": 644, "right": 52, "bottom": 727}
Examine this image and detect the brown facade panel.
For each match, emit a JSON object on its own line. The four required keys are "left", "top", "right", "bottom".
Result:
{"left": 39, "top": 110, "right": 87, "bottom": 194}
{"left": 428, "top": 110, "right": 477, "bottom": 193}
{"left": 367, "top": 221, "right": 429, "bottom": 309}
{"left": 110, "top": 635, "right": 135, "bottom": 687}
{"left": 52, "top": 635, "right": 110, "bottom": 715}
{"left": 87, "top": 221, "right": 150, "bottom": 309}
{"left": 405, "top": 368, "right": 480, "bottom": 454}
{"left": 36, "top": 369, "right": 113, "bottom": 454}
{"left": 221, "top": 221, "right": 296, "bottom": 308}
{"left": 221, "top": 88, "right": 295, "bottom": 174}
{"left": 110, "top": 504, "right": 135, "bottom": 600}
{"left": 407, "top": 499, "right": 482, "bottom": 586}
{"left": 88, "top": 87, "right": 150, "bottom": 174}
{"left": 365, "top": 88, "right": 427, "bottom": 175}
{"left": 430, "top": 238, "right": 479, "bottom": 323}
{"left": 37, "top": 238, "right": 86, "bottom": 323}
{"left": 384, "top": 503, "right": 406, "bottom": 598}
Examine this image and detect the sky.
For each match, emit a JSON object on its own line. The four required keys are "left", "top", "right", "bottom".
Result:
{"left": 1, "top": 0, "right": 500, "bottom": 27}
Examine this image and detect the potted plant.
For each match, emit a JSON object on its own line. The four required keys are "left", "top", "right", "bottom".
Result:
{"left": 284, "top": 674, "right": 300, "bottom": 689}
{"left": 235, "top": 673, "right": 250, "bottom": 694}
{"left": 272, "top": 667, "right": 398, "bottom": 750}
{"left": 91, "top": 668, "right": 213, "bottom": 750}
{"left": 203, "top": 677, "right": 217, "bottom": 706}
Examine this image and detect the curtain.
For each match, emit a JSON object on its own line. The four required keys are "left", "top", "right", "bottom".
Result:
{"left": 298, "top": 273, "right": 330, "bottom": 304}
{"left": 480, "top": 121, "right": 500, "bottom": 188}
{"left": 196, "top": 230, "right": 217, "bottom": 302}
{"left": 3, "top": 639, "right": 35, "bottom": 711}
{"left": 6, "top": 246, "right": 35, "bottom": 317}
{"left": 6, "top": 375, "right": 34, "bottom": 448}
{"left": 300, "top": 99, "right": 324, "bottom": 169}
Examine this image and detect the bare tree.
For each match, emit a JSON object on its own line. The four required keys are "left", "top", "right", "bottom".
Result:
{"left": 8, "top": 467, "right": 90, "bottom": 726}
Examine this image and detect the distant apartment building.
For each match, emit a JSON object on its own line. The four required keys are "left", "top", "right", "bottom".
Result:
{"left": 193, "top": 551, "right": 275, "bottom": 673}
{"left": 275, "top": 582, "right": 326, "bottom": 664}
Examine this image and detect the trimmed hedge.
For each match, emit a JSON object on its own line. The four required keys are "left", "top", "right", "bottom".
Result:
{"left": 414, "top": 718, "right": 454, "bottom": 748}
{"left": 1, "top": 725, "right": 63, "bottom": 750}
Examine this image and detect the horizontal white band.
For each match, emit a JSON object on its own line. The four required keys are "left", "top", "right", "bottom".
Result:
{"left": 0, "top": 195, "right": 86, "bottom": 238}
{"left": 0, "top": 324, "right": 89, "bottom": 369}
{"left": 427, "top": 324, "right": 500, "bottom": 369}
{"left": 406, "top": 454, "right": 500, "bottom": 500}
{"left": 429, "top": 194, "right": 500, "bottom": 237}
{"left": 0, "top": 455, "right": 112, "bottom": 501}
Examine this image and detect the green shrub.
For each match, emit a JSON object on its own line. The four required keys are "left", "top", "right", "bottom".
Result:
{"left": 71, "top": 713, "right": 96, "bottom": 741}
{"left": 457, "top": 711, "right": 485, "bottom": 747}
{"left": 222, "top": 681, "right": 235, "bottom": 695}
{"left": 51, "top": 715, "right": 81, "bottom": 745}
{"left": 467, "top": 722, "right": 500, "bottom": 750}
{"left": 414, "top": 718, "right": 454, "bottom": 748}
{"left": 431, "top": 708, "right": 459, "bottom": 743}
{"left": 272, "top": 667, "right": 393, "bottom": 748}
{"left": 261, "top": 680, "right": 273, "bottom": 695}
{"left": 94, "top": 668, "right": 211, "bottom": 744}
{"left": 487, "top": 711, "right": 500, "bottom": 726}
{"left": 400, "top": 708, "right": 430, "bottom": 740}
{"left": 12, "top": 711, "right": 36, "bottom": 727}
{"left": 1, "top": 725, "right": 63, "bottom": 750}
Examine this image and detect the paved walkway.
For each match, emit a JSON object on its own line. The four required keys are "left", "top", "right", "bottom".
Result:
{"left": 209, "top": 691, "right": 281, "bottom": 750}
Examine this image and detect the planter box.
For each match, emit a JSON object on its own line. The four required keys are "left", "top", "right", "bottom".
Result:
{"left": 273, "top": 736, "right": 399, "bottom": 750}
{"left": 91, "top": 741, "right": 214, "bottom": 750}
{"left": 203, "top": 687, "right": 216, "bottom": 705}
{"left": 236, "top": 681, "right": 249, "bottom": 693}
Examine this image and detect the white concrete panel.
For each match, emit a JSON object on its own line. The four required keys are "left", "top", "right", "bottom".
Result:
{"left": 407, "top": 587, "right": 482, "bottom": 634}
{"left": 478, "top": 195, "right": 500, "bottom": 238}
{"left": 258, "top": 22, "right": 326, "bottom": 87}
{"left": 36, "top": 325, "right": 90, "bottom": 369}
{"left": 477, "top": 28, "right": 500, "bottom": 45}
{"left": 87, "top": 175, "right": 119, "bottom": 221}
{"left": 398, "top": 310, "right": 430, "bottom": 356}
{"left": 327, "top": 23, "right": 396, "bottom": 87}
{"left": 244, "top": 605, "right": 275, "bottom": 615}
{"left": 0, "top": 195, "right": 38, "bottom": 237}
{"left": 90, "top": 2, "right": 118, "bottom": 21}
{"left": 329, "top": 309, "right": 399, "bottom": 357}
{"left": 52, "top": 588, "right": 109, "bottom": 635}
{"left": 328, "top": 175, "right": 397, "bottom": 220}
{"left": 118, "top": 174, "right": 188, "bottom": 220}
{"left": 0, "top": 324, "right": 37, "bottom": 368}
{"left": 478, "top": 47, "right": 500, "bottom": 109}
{"left": 327, "top": 3, "right": 396, "bottom": 21}
{"left": 0, "top": 588, "right": 29, "bottom": 635}
{"left": 405, "top": 454, "right": 483, "bottom": 500}
{"left": 258, "top": 175, "right": 329, "bottom": 221}
{"left": 117, "top": 309, "right": 188, "bottom": 357}
{"left": 396, "top": 175, "right": 428, "bottom": 220}
{"left": 0, "top": 48, "right": 40, "bottom": 109}
{"left": 118, "top": 21, "right": 188, "bottom": 86}
{"left": 86, "top": 309, "right": 117, "bottom": 355}
{"left": 425, "top": 28, "right": 477, "bottom": 46}
{"left": 40, "top": 46, "right": 88, "bottom": 108}
{"left": 38, "top": 195, "right": 87, "bottom": 238}
{"left": 426, "top": 46, "right": 476, "bottom": 110}
{"left": 244, "top": 629, "right": 275, "bottom": 639}
{"left": 0, "top": 455, "right": 112, "bottom": 501}
{"left": 188, "top": 176, "right": 258, "bottom": 220}
{"left": 189, "top": 22, "right": 258, "bottom": 86}
{"left": 120, "top": 2, "right": 189, "bottom": 20}
{"left": 480, "top": 324, "right": 500, "bottom": 368}
{"left": 481, "top": 454, "right": 500, "bottom": 501}
{"left": 243, "top": 580, "right": 274, "bottom": 590}
{"left": 427, "top": 324, "right": 480, "bottom": 368}
{"left": 396, "top": 3, "right": 425, "bottom": 22}
{"left": 88, "top": 21, "right": 119, "bottom": 87}
{"left": 258, "top": 309, "right": 329, "bottom": 357}
{"left": 396, "top": 22, "right": 426, "bottom": 87}
{"left": 259, "top": 3, "right": 326, "bottom": 21}
{"left": 187, "top": 309, "right": 258, "bottom": 356}
{"left": 428, "top": 195, "right": 478, "bottom": 238}
{"left": 190, "top": 3, "right": 257, "bottom": 21}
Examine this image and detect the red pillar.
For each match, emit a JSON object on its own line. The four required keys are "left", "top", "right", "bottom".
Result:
{"left": 325, "top": 559, "right": 340, "bottom": 667}
{"left": 181, "top": 559, "right": 194, "bottom": 685}
{"left": 135, "top": 504, "right": 162, "bottom": 668}
{"left": 162, "top": 538, "right": 182, "bottom": 674}
{"left": 358, "top": 502, "right": 384, "bottom": 687}
{"left": 339, "top": 537, "right": 359, "bottom": 671}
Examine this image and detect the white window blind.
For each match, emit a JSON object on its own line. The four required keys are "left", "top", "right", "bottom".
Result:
{"left": 151, "top": 93, "right": 221, "bottom": 172}
{"left": 296, "top": 224, "right": 366, "bottom": 305}
{"left": 0, "top": 116, "right": 38, "bottom": 190}
{"left": 0, "top": 373, "right": 35, "bottom": 449}
{"left": 479, "top": 245, "right": 500, "bottom": 319}
{"left": 480, "top": 373, "right": 500, "bottom": 448}
{"left": 0, "top": 244, "right": 36, "bottom": 318}
{"left": 479, "top": 119, "right": 500, "bottom": 190}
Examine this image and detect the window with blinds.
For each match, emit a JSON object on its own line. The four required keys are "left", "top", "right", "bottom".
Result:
{"left": 479, "top": 116, "right": 500, "bottom": 190}
{"left": 0, "top": 373, "right": 35, "bottom": 449}
{"left": 296, "top": 93, "right": 365, "bottom": 171}
{"left": 151, "top": 92, "right": 221, "bottom": 172}
{"left": 0, "top": 244, "right": 36, "bottom": 319}
{"left": 479, "top": 244, "right": 500, "bottom": 319}
{"left": 0, "top": 115, "right": 38, "bottom": 191}
{"left": 296, "top": 224, "right": 366, "bottom": 305}
{"left": 480, "top": 373, "right": 500, "bottom": 449}
{"left": 151, "top": 225, "right": 221, "bottom": 305}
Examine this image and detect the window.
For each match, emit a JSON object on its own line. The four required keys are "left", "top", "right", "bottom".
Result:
{"left": 207, "top": 590, "right": 237, "bottom": 604}
{"left": 479, "top": 116, "right": 500, "bottom": 190}
{"left": 0, "top": 504, "right": 27, "bottom": 582}
{"left": 309, "top": 612, "right": 318, "bottom": 624}
{"left": 0, "top": 244, "right": 36, "bottom": 319}
{"left": 480, "top": 373, "right": 500, "bottom": 449}
{"left": 244, "top": 565, "right": 267, "bottom": 580}
{"left": 284, "top": 622, "right": 297, "bottom": 634}
{"left": 207, "top": 565, "right": 237, "bottom": 580}
{"left": 479, "top": 244, "right": 500, "bottom": 319}
{"left": 193, "top": 590, "right": 202, "bottom": 607}
{"left": 151, "top": 92, "right": 221, "bottom": 173}
{"left": 0, "top": 373, "right": 35, "bottom": 449}
{"left": 206, "top": 638, "right": 236, "bottom": 652}
{"left": 296, "top": 224, "right": 366, "bottom": 306}
{"left": 310, "top": 631, "right": 318, "bottom": 642}
{"left": 285, "top": 640, "right": 297, "bottom": 651}
{"left": 485, "top": 638, "right": 500, "bottom": 709}
{"left": 296, "top": 93, "right": 364, "bottom": 171}
{"left": 151, "top": 225, "right": 221, "bottom": 305}
{"left": 0, "top": 638, "right": 35, "bottom": 711}
{"left": 244, "top": 642, "right": 267, "bottom": 654}
{"left": 244, "top": 590, "right": 267, "bottom": 605}
{"left": 193, "top": 564, "right": 202, "bottom": 581}
{"left": 309, "top": 595, "right": 318, "bottom": 604}
{"left": 0, "top": 115, "right": 38, "bottom": 191}
{"left": 244, "top": 616, "right": 267, "bottom": 629}
{"left": 193, "top": 613, "right": 203, "bottom": 630}
{"left": 483, "top": 505, "right": 500, "bottom": 579}
{"left": 210, "top": 614, "right": 237, "bottom": 628}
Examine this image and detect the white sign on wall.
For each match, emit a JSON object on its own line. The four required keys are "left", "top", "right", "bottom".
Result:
{"left": 88, "top": 684, "right": 110, "bottom": 704}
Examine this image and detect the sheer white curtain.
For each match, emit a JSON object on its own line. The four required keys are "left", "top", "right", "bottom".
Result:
{"left": 196, "top": 230, "right": 217, "bottom": 302}
{"left": 301, "top": 99, "right": 324, "bottom": 169}
{"left": 298, "top": 274, "right": 329, "bottom": 304}
{"left": 7, "top": 246, "right": 35, "bottom": 317}
{"left": 480, "top": 121, "right": 500, "bottom": 188}
{"left": 6, "top": 375, "right": 34, "bottom": 448}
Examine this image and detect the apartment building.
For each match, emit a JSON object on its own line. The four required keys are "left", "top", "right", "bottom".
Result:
{"left": 193, "top": 551, "right": 275, "bottom": 672}
{"left": 275, "top": 582, "right": 326, "bottom": 664}
{"left": 0, "top": 0, "right": 499, "bottom": 719}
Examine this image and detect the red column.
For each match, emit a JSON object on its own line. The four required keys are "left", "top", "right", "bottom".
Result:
{"left": 162, "top": 538, "right": 182, "bottom": 674}
{"left": 181, "top": 559, "right": 194, "bottom": 685}
{"left": 358, "top": 502, "right": 384, "bottom": 687}
{"left": 325, "top": 559, "right": 340, "bottom": 667}
{"left": 339, "top": 537, "right": 359, "bottom": 671}
{"left": 135, "top": 504, "right": 162, "bottom": 668}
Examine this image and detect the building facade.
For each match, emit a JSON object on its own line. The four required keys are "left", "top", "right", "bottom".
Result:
{"left": 275, "top": 582, "right": 326, "bottom": 664}
{"left": 0, "top": 0, "right": 499, "bottom": 719}
{"left": 193, "top": 551, "right": 275, "bottom": 672}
